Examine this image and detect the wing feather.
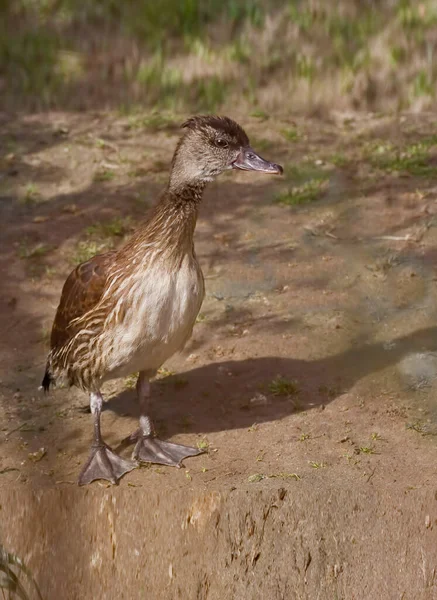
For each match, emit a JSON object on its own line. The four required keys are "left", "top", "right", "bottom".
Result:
{"left": 50, "top": 251, "right": 116, "bottom": 351}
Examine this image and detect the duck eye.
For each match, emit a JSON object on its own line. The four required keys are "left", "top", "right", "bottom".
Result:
{"left": 216, "top": 138, "right": 228, "bottom": 148}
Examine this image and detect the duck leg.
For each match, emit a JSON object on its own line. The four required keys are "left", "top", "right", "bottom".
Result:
{"left": 78, "top": 391, "right": 137, "bottom": 485}
{"left": 128, "top": 371, "right": 203, "bottom": 467}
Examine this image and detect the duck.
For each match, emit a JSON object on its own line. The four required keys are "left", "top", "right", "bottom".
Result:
{"left": 42, "top": 115, "right": 283, "bottom": 485}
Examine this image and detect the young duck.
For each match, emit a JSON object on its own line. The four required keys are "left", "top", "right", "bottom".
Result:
{"left": 42, "top": 115, "right": 283, "bottom": 485}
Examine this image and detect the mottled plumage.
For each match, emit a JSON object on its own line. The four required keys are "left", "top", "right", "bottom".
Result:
{"left": 45, "top": 192, "right": 203, "bottom": 391}
{"left": 42, "top": 115, "right": 282, "bottom": 485}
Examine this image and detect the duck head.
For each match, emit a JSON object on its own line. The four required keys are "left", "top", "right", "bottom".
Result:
{"left": 170, "top": 115, "right": 283, "bottom": 188}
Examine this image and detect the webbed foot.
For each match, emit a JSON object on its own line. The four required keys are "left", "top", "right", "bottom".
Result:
{"left": 78, "top": 444, "right": 137, "bottom": 485}
{"left": 129, "top": 431, "right": 202, "bottom": 467}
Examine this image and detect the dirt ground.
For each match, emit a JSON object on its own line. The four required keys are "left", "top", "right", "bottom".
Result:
{"left": 1, "top": 111, "right": 437, "bottom": 598}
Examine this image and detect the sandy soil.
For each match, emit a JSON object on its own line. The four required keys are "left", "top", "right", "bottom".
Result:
{"left": 1, "top": 111, "right": 437, "bottom": 599}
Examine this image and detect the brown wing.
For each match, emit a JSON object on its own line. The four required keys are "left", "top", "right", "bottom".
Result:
{"left": 50, "top": 251, "right": 116, "bottom": 351}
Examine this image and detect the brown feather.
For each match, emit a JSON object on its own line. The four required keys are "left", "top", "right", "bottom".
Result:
{"left": 50, "top": 251, "right": 115, "bottom": 350}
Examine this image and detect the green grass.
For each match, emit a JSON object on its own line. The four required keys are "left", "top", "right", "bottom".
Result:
{"left": 281, "top": 127, "right": 300, "bottom": 142}
{"left": 275, "top": 178, "right": 328, "bottom": 206}
{"left": 71, "top": 240, "right": 109, "bottom": 264}
{"left": 285, "top": 162, "right": 332, "bottom": 184}
{"left": 309, "top": 461, "right": 327, "bottom": 469}
{"left": 197, "top": 438, "right": 210, "bottom": 451}
{"left": 70, "top": 217, "right": 131, "bottom": 266}
{"left": 366, "top": 136, "right": 437, "bottom": 176}
{"left": 250, "top": 109, "right": 269, "bottom": 120}
{"left": 268, "top": 376, "right": 299, "bottom": 396}
{"left": 295, "top": 53, "right": 315, "bottom": 80}
{"left": 193, "top": 75, "right": 229, "bottom": 112}
{"left": 124, "top": 373, "right": 139, "bottom": 389}
{"left": 330, "top": 152, "right": 349, "bottom": 167}
{"left": 413, "top": 70, "right": 434, "bottom": 97}
{"left": 156, "top": 367, "right": 176, "bottom": 378}
{"left": 406, "top": 422, "right": 426, "bottom": 433}
{"left": 1, "top": 0, "right": 437, "bottom": 114}
{"left": 1, "top": 1, "right": 437, "bottom": 113}
{"left": 20, "top": 183, "right": 41, "bottom": 205}
{"left": 248, "top": 473, "right": 266, "bottom": 483}
{"left": 0, "top": 544, "right": 44, "bottom": 600}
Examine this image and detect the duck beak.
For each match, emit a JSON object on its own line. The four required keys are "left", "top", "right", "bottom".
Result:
{"left": 232, "top": 147, "right": 283, "bottom": 175}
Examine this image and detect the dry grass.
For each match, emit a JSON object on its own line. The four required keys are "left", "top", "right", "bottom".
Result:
{"left": 0, "top": 545, "right": 44, "bottom": 600}
{"left": 1, "top": 1, "right": 437, "bottom": 114}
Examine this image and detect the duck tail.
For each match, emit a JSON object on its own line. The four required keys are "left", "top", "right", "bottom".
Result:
{"left": 41, "top": 365, "right": 54, "bottom": 392}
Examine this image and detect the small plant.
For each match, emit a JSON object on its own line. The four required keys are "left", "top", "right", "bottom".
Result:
{"left": 248, "top": 473, "right": 266, "bottom": 483}
{"left": 194, "top": 76, "right": 228, "bottom": 112}
{"left": 156, "top": 367, "right": 175, "bottom": 378}
{"left": 250, "top": 110, "right": 268, "bottom": 120}
{"left": 124, "top": 373, "right": 138, "bottom": 389}
{"left": 21, "top": 183, "right": 40, "bottom": 205}
{"left": 299, "top": 433, "right": 310, "bottom": 441}
{"left": 281, "top": 127, "right": 300, "bottom": 142}
{"left": 309, "top": 461, "right": 326, "bottom": 469}
{"left": 268, "top": 376, "right": 299, "bottom": 396}
{"left": 275, "top": 178, "right": 328, "bottom": 206}
{"left": 0, "top": 544, "right": 44, "bottom": 599}
{"left": 295, "top": 53, "right": 315, "bottom": 80}
{"left": 71, "top": 241, "right": 108, "bottom": 265}
{"left": 344, "top": 453, "right": 360, "bottom": 465}
{"left": 359, "top": 446, "right": 377, "bottom": 455}
{"left": 406, "top": 422, "right": 425, "bottom": 433}
{"left": 366, "top": 137, "right": 437, "bottom": 177}
{"left": 197, "top": 438, "right": 209, "bottom": 451}
{"left": 413, "top": 70, "right": 434, "bottom": 97}
{"left": 371, "top": 432, "right": 382, "bottom": 441}
{"left": 330, "top": 153, "right": 349, "bottom": 167}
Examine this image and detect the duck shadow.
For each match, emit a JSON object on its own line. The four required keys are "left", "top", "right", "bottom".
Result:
{"left": 104, "top": 326, "right": 437, "bottom": 438}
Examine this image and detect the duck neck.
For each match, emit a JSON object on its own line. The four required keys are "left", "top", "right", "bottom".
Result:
{"left": 141, "top": 179, "right": 207, "bottom": 259}
{"left": 167, "top": 178, "right": 207, "bottom": 205}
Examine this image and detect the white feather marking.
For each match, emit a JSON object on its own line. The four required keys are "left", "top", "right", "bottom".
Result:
{"left": 102, "top": 255, "right": 204, "bottom": 380}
